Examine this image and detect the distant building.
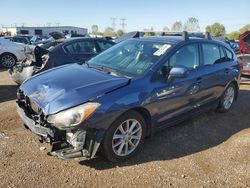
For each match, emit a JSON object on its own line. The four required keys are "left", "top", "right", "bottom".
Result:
{"left": 1, "top": 26, "right": 88, "bottom": 37}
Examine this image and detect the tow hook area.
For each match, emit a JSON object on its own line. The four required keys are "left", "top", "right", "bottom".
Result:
{"left": 48, "top": 129, "right": 105, "bottom": 160}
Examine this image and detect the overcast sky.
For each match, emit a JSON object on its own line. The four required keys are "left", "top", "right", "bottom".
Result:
{"left": 0, "top": 0, "right": 249, "bottom": 33}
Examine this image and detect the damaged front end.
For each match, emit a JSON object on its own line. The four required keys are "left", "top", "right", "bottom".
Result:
{"left": 16, "top": 89, "right": 105, "bottom": 160}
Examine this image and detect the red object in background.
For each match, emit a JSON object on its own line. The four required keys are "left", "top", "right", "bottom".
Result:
{"left": 239, "top": 31, "right": 250, "bottom": 54}
{"left": 238, "top": 54, "right": 250, "bottom": 76}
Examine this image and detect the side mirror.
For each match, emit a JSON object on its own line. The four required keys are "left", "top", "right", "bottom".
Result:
{"left": 168, "top": 66, "right": 189, "bottom": 81}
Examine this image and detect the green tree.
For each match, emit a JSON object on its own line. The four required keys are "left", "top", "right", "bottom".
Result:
{"left": 228, "top": 31, "right": 240, "bottom": 40}
{"left": 116, "top": 29, "right": 124, "bottom": 37}
{"left": 239, "top": 24, "right": 250, "bottom": 34}
{"left": 163, "top": 26, "right": 170, "bottom": 32}
{"left": 91, "top": 25, "right": 99, "bottom": 34}
{"left": 184, "top": 17, "right": 200, "bottom": 32}
{"left": 143, "top": 27, "right": 155, "bottom": 36}
{"left": 171, "top": 21, "right": 182, "bottom": 32}
{"left": 205, "top": 22, "right": 226, "bottom": 37}
{"left": 104, "top": 27, "right": 116, "bottom": 36}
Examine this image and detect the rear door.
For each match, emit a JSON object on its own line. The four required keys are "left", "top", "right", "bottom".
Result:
{"left": 198, "top": 43, "right": 234, "bottom": 103}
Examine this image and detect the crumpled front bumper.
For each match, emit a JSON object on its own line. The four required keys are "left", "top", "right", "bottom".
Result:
{"left": 16, "top": 101, "right": 104, "bottom": 160}
{"left": 17, "top": 105, "right": 54, "bottom": 138}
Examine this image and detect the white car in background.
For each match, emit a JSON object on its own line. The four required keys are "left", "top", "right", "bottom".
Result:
{"left": 0, "top": 38, "right": 26, "bottom": 68}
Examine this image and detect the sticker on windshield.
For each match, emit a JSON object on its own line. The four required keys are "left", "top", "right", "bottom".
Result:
{"left": 153, "top": 44, "right": 171, "bottom": 56}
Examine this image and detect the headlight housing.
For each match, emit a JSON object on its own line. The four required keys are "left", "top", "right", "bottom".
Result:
{"left": 47, "top": 102, "right": 100, "bottom": 128}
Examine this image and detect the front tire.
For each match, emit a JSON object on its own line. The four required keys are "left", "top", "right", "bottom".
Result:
{"left": 0, "top": 53, "right": 17, "bottom": 68}
{"left": 101, "top": 111, "right": 146, "bottom": 162}
{"left": 217, "top": 83, "right": 236, "bottom": 112}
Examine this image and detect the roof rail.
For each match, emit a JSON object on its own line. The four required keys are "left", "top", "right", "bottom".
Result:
{"left": 182, "top": 31, "right": 189, "bottom": 40}
{"left": 160, "top": 31, "right": 212, "bottom": 40}
{"left": 205, "top": 32, "right": 212, "bottom": 40}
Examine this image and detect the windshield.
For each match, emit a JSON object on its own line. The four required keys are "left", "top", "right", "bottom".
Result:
{"left": 88, "top": 39, "right": 171, "bottom": 77}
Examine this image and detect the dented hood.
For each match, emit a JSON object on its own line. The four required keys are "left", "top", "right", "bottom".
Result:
{"left": 20, "top": 64, "right": 130, "bottom": 115}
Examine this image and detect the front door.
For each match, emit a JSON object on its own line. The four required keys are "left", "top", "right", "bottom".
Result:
{"left": 150, "top": 43, "right": 205, "bottom": 127}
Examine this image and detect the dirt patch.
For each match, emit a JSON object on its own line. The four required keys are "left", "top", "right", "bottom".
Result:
{"left": 0, "top": 70, "right": 249, "bottom": 187}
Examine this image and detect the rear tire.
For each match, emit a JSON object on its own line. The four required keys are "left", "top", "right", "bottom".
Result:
{"left": 101, "top": 110, "right": 146, "bottom": 162}
{"left": 217, "top": 83, "right": 236, "bottom": 113}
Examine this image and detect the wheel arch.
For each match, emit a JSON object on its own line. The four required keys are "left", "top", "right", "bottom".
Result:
{"left": 230, "top": 80, "right": 239, "bottom": 100}
{"left": 0, "top": 52, "right": 18, "bottom": 61}
{"left": 125, "top": 107, "right": 152, "bottom": 137}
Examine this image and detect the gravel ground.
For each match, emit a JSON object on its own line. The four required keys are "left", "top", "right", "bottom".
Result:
{"left": 0, "top": 70, "right": 250, "bottom": 188}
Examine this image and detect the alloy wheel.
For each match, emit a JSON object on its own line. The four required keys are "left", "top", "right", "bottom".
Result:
{"left": 1, "top": 55, "right": 16, "bottom": 68}
{"left": 112, "top": 119, "right": 142, "bottom": 157}
{"left": 223, "top": 86, "right": 235, "bottom": 110}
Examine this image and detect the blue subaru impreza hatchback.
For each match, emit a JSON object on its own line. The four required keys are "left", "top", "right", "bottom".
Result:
{"left": 17, "top": 32, "right": 240, "bottom": 162}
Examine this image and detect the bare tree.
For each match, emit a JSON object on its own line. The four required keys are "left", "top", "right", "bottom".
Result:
{"left": 171, "top": 21, "right": 183, "bottom": 32}
{"left": 184, "top": 17, "right": 200, "bottom": 32}
{"left": 163, "top": 26, "right": 170, "bottom": 32}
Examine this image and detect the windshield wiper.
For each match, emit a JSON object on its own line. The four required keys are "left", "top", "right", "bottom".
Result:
{"left": 87, "top": 64, "right": 125, "bottom": 77}
{"left": 102, "top": 67, "right": 124, "bottom": 77}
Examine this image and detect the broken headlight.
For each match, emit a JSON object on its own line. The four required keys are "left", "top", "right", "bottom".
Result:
{"left": 47, "top": 103, "right": 100, "bottom": 128}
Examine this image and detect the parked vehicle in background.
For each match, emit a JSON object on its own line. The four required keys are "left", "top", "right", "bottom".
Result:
{"left": 9, "top": 39, "right": 65, "bottom": 84}
{"left": 0, "top": 38, "right": 26, "bottom": 68}
{"left": 16, "top": 32, "right": 240, "bottom": 162}
{"left": 11, "top": 35, "right": 40, "bottom": 45}
{"left": 9, "top": 38, "right": 115, "bottom": 84}
{"left": 40, "top": 37, "right": 115, "bottom": 67}
{"left": 238, "top": 53, "right": 250, "bottom": 76}
{"left": 239, "top": 31, "right": 250, "bottom": 54}
{"left": 225, "top": 40, "right": 239, "bottom": 53}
